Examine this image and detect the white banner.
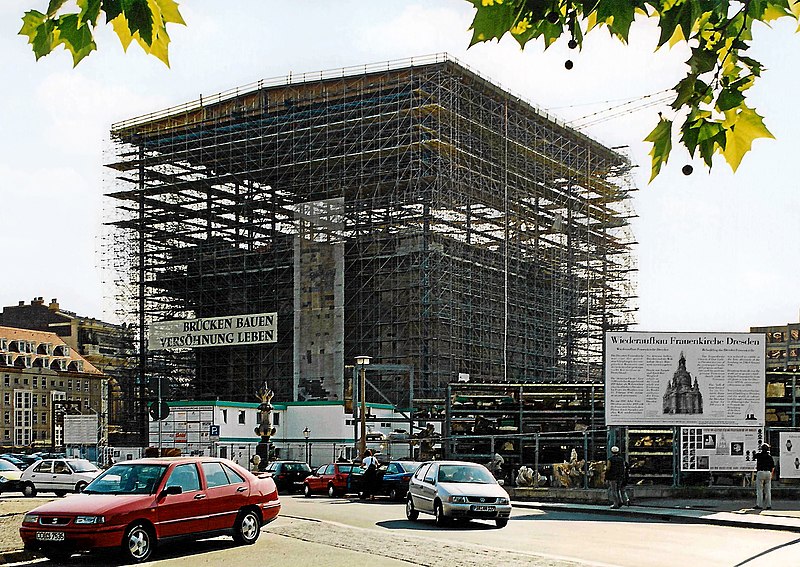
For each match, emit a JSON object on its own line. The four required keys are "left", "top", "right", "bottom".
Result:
{"left": 779, "top": 432, "right": 800, "bottom": 478}
{"left": 605, "top": 332, "right": 765, "bottom": 426}
{"left": 63, "top": 415, "right": 98, "bottom": 445}
{"left": 149, "top": 312, "right": 277, "bottom": 350}
{"left": 679, "top": 427, "right": 763, "bottom": 472}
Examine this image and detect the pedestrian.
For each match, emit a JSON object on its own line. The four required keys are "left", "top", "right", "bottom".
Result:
{"left": 754, "top": 443, "right": 775, "bottom": 510}
{"left": 606, "top": 445, "right": 625, "bottom": 509}
{"left": 361, "top": 449, "right": 380, "bottom": 500}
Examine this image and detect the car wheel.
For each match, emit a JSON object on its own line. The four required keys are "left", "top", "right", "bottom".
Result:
{"left": 54, "top": 490, "right": 67, "bottom": 498}
{"left": 327, "top": 484, "right": 336, "bottom": 498}
{"left": 303, "top": 484, "right": 312, "bottom": 497}
{"left": 233, "top": 509, "right": 261, "bottom": 545}
{"left": 405, "top": 496, "right": 419, "bottom": 521}
{"left": 123, "top": 523, "right": 154, "bottom": 563}
{"left": 75, "top": 481, "right": 87, "bottom": 493}
{"left": 434, "top": 502, "right": 448, "bottom": 526}
{"left": 22, "top": 482, "right": 37, "bottom": 497}
{"left": 495, "top": 518, "right": 509, "bottom": 528}
{"left": 389, "top": 487, "right": 400, "bottom": 501}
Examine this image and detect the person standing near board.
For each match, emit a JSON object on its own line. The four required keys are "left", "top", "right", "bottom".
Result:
{"left": 754, "top": 443, "right": 775, "bottom": 510}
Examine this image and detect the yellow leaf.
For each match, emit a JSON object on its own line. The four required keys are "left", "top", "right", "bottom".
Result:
{"left": 762, "top": 4, "right": 789, "bottom": 23}
{"left": 667, "top": 24, "right": 686, "bottom": 47}
{"left": 110, "top": 13, "right": 133, "bottom": 51}
{"left": 151, "top": 0, "right": 185, "bottom": 25}
{"left": 723, "top": 107, "right": 774, "bottom": 171}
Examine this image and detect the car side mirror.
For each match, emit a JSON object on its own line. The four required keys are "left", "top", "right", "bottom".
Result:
{"left": 160, "top": 485, "right": 182, "bottom": 497}
{"left": 497, "top": 479, "right": 505, "bottom": 486}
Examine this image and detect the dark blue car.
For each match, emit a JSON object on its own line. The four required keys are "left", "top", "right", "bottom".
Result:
{"left": 352, "top": 460, "right": 421, "bottom": 500}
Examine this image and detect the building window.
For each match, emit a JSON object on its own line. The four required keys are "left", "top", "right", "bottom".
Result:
{"left": 32, "top": 430, "right": 37, "bottom": 440}
{"left": 14, "top": 377, "right": 19, "bottom": 385}
{"left": 32, "top": 394, "right": 38, "bottom": 407}
{"left": 3, "top": 411, "right": 9, "bottom": 424}
{"left": 23, "top": 378, "right": 28, "bottom": 385}
{"left": 221, "top": 409, "right": 227, "bottom": 423}
{"left": 238, "top": 411, "right": 246, "bottom": 425}
{"left": 33, "top": 377, "right": 38, "bottom": 389}
{"left": 84, "top": 380, "right": 89, "bottom": 392}
{"left": 41, "top": 413, "right": 47, "bottom": 424}
{"left": 3, "top": 375, "right": 8, "bottom": 387}
{"left": 272, "top": 413, "right": 280, "bottom": 426}
{"left": 42, "top": 396, "right": 47, "bottom": 408}
{"left": 32, "top": 413, "right": 37, "bottom": 424}
{"left": 68, "top": 380, "right": 72, "bottom": 390}
{"left": 3, "top": 393, "right": 9, "bottom": 405}
{"left": 3, "top": 430, "right": 8, "bottom": 440}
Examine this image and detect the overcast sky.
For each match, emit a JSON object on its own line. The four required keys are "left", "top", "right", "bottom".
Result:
{"left": 2, "top": 1, "right": 798, "bottom": 332}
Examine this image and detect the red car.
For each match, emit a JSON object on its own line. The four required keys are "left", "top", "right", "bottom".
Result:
{"left": 303, "top": 462, "right": 361, "bottom": 497}
{"left": 19, "top": 457, "right": 280, "bottom": 563}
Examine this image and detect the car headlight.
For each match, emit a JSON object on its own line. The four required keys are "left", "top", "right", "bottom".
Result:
{"left": 0, "top": 475, "right": 8, "bottom": 482}
{"left": 449, "top": 495, "right": 469, "bottom": 504}
{"left": 23, "top": 514, "right": 39, "bottom": 524}
{"left": 497, "top": 497, "right": 509, "bottom": 505}
{"left": 75, "top": 516, "right": 105, "bottom": 525}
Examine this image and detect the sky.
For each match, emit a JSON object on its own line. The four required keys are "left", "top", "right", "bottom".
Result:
{"left": 1, "top": 1, "right": 799, "bottom": 333}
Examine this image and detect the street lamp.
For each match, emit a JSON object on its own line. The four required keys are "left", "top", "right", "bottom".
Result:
{"left": 355, "top": 355, "right": 371, "bottom": 459}
{"left": 303, "top": 427, "right": 311, "bottom": 464}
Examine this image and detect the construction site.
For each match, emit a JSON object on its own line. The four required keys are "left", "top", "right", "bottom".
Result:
{"left": 103, "top": 54, "right": 638, "bottom": 446}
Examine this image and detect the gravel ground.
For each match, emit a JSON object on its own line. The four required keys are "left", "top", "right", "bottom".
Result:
{"left": 0, "top": 496, "right": 51, "bottom": 553}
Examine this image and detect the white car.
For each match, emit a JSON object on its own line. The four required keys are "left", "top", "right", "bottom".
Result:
{"left": 20, "top": 458, "right": 100, "bottom": 497}
{"left": 406, "top": 461, "right": 512, "bottom": 528}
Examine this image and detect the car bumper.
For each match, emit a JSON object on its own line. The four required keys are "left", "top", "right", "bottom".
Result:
{"left": 0, "top": 480, "right": 22, "bottom": 493}
{"left": 20, "top": 525, "right": 125, "bottom": 553}
{"left": 442, "top": 502, "right": 512, "bottom": 520}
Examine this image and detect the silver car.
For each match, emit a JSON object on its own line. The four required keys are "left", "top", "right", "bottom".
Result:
{"left": 19, "top": 458, "right": 100, "bottom": 497}
{"left": 405, "top": 461, "right": 512, "bottom": 528}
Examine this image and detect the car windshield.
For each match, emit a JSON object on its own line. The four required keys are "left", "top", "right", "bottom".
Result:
{"left": 337, "top": 464, "right": 359, "bottom": 473}
{"left": 437, "top": 465, "right": 495, "bottom": 484}
{"left": 68, "top": 459, "right": 99, "bottom": 473}
{"left": 83, "top": 464, "right": 168, "bottom": 495}
{"left": 0, "top": 459, "right": 19, "bottom": 471}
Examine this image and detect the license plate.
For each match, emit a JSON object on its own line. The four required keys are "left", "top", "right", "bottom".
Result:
{"left": 472, "top": 505, "right": 495, "bottom": 512}
{"left": 36, "top": 532, "right": 65, "bottom": 542}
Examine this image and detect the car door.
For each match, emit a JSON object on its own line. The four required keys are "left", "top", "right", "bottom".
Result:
{"left": 51, "top": 460, "right": 73, "bottom": 491}
{"left": 27, "top": 460, "right": 53, "bottom": 492}
{"left": 201, "top": 461, "right": 249, "bottom": 531}
{"left": 310, "top": 464, "right": 330, "bottom": 493}
{"left": 416, "top": 463, "right": 438, "bottom": 512}
{"left": 156, "top": 463, "right": 208, "bottom": 538}
{"left": 409, "top": 463, "right": 431, "bottom": 511}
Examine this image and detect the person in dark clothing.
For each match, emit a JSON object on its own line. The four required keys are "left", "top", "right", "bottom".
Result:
{"left": 754, "top": 443, "right": 775, "bottom": 510}
{"left": 361, "top": 449, "right": 380, "bottom": 500}
{"left": 607, "top": 446, "right": 625, "bottom": 509}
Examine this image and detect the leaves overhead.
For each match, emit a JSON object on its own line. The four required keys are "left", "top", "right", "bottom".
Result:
{"left": 19, "top": 0, "right": 185, "bottom": 67}
{"left": 467, "top": 0, "right": 788, "bottom": 180}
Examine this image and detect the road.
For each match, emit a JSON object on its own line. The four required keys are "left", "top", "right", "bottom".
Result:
{"left": 8, "top": 495, "right": 800, "bottom": 566}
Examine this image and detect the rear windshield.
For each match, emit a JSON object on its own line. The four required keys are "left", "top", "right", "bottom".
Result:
{"left": 337, "top": 464, "right": 359, "bottom": 473}
{"left": 283, "top": 463, "right": 311, "bottom": 472}
{"left": 68, "top": 459, "right": 99, "bottom": 473}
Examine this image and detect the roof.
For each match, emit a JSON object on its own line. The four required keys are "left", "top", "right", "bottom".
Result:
{"left": 0, "top": 326, "right": 103, "bottom": 375}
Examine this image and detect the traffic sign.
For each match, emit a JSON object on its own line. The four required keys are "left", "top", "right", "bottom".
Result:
{"left": 149, "top": 401, "right": 170, "bottom": 421}
{"left": 209, "top": 424, "right": 220, "bottom": 437}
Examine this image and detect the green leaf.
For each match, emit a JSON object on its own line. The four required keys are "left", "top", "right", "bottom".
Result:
{"left": 723, "top": 106, "right": 775, "bottom": 171}
{"left": 19, "top": 10, "right": 46, "bottom": 45}
{"left": 469, "top": 2, "right": 519, "bottom": 46}
{"left": 77, "top": 0, "right": 102, "bottom": 26}
{"left": 716, "top": 88, "right": 745, "bottom": 112}
{"left": 47, "top": 0, "right": 69, "bottom": 17}
{"left": 595, "top": 0, "right": 636, "bottom": 41}
{"left": 101, "top": 0, "right": 123, "bottom": 22}
{"left": 644, "top": 117, "right": 673, "bottom": 182}
{"left": 54, "top": 13, "right": 97, "bottom": 66}
{"left": 657, "top": 2, "right": 699, "bottom": 48}
{"left": 122, "top": 0, "right": 154, "bottom": 46}
{"left": 687, "top": 47, "right": 716, "bottom": 75}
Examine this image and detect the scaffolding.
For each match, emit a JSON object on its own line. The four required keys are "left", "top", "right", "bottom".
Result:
{"left": 102, "top": 54, "right": 638, "bottom": 444}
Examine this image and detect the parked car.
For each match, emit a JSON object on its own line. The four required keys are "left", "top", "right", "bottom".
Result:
{"left": 0, "top": 458, "right": 23, "bottom": 494}
{"left": 406, "top": 461, "right": 512, "bottom": 528}
{"left": 351, "top": 460, "right": 422, "bottom": 501}
{"left": 19, "top": 456, "right": 281, "bottom": 563}
{"left": 303, "top": 463, "right": 361, "bottom": 497}
{"left": 19, "top": 458, "right": 101, "bottom": 497}
{"left": 264, "top": 461, "right": 313, "bottom": 493}
{"left": 0, "top": 453, "right": 39, "bottom": 468}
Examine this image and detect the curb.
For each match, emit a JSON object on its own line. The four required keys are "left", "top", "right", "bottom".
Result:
{"left": 0, "top": 550, "right": 34, "bottom": 565}
{"left": 513, "top": 501, "right": 800, "bottom": 533}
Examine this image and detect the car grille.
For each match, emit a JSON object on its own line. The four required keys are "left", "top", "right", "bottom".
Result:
{"left": 466, "top": 496, "right": 500, "bottom": 504}
{"left": 39, "top": 516, "right": 71, "bottom": 526}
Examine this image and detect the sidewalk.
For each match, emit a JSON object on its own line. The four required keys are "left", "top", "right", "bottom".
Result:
{"left": 512, "top": 496, "right": 800, "bottom": 533}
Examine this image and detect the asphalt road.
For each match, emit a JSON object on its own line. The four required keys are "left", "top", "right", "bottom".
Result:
{"left": 7, "top": 494, "right": 800, "bottom": 566}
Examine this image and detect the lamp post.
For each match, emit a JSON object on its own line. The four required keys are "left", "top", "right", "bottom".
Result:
{"left": 303, "top": 427, "right": 311, "bottom": 465}
{"left": 355, "top": 355, "right": 371, "bottom": 459}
